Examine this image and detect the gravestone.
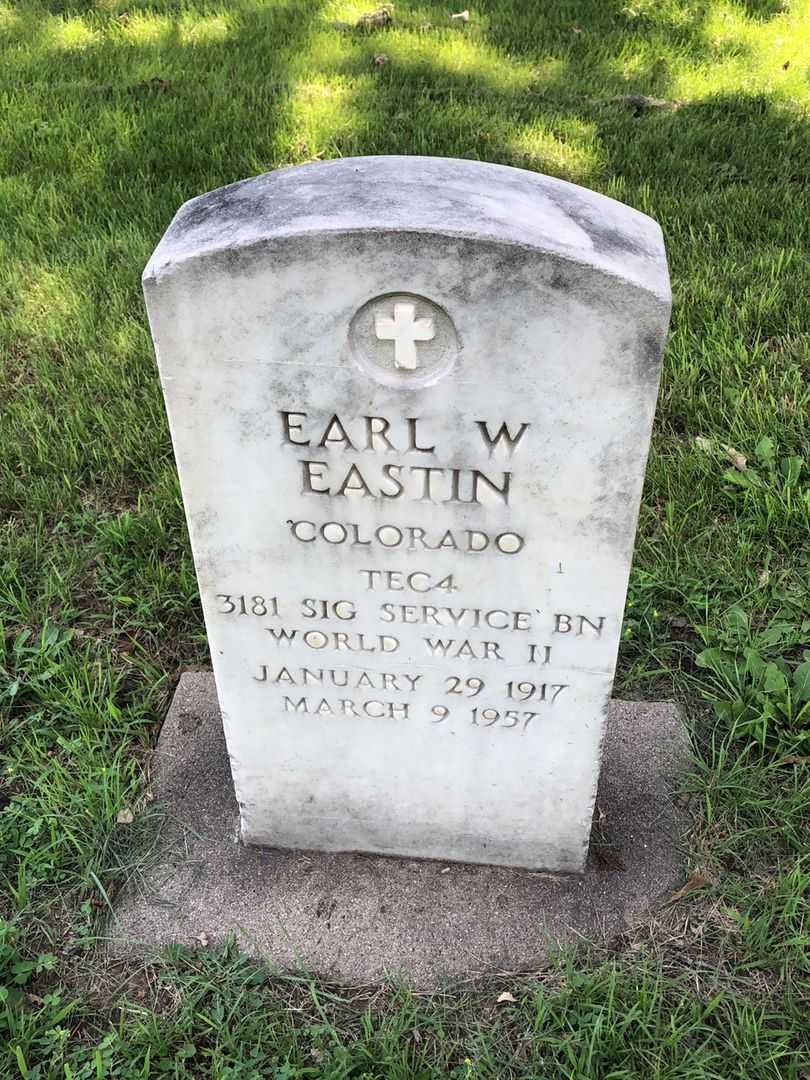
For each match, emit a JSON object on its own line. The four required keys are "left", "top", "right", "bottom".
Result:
{"left": 143, "top": 156, "right": 671, "bottom": 873}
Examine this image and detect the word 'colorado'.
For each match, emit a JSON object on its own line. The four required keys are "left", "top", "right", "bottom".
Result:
{"left": 287, "top": 519, "right": 525, "bottom": 555}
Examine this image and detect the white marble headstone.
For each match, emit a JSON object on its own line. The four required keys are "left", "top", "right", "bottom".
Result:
{"left": 144, "top": 157, "right": 670, "bottom": 872}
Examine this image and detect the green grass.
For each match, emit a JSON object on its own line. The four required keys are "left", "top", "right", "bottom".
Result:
{"left": 1, "top": 0, "right": 809, "bottom": 1075}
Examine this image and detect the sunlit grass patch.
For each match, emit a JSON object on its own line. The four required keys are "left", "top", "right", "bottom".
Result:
{"left": 507, "top": 116, "right": 601, "bottom": 184}
{"left": 13, "top": 266, "right": 87, "bottom": 346}
{"left": 178, "top": 12, "right": 231, "bottom": 45}
{"left": 0, "top": 1, "right": 19, "bottom": 31}
{"left": 669, "top": 0, "right": 810, "bottom": 100}
{"left": 41, "top": 15, "right": 101, "bottom": 53}
{"left": 379, "top": 32, "right": 539, "bottom": 92}
{"left": 287, "top": 75, "right": 365, "bottom": 158}
{"left": 116, "top": 12, "right": 174, "bottom": 46}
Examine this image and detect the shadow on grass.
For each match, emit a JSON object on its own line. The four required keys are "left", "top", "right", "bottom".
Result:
{"left": 0, "top": 0, "right": 807, "bottom": 653}
{"left": 0, "top": 0, "right": 330, "bottom": 515}
{"left": 0, "top": 0, "right": 807, "bottom": 655}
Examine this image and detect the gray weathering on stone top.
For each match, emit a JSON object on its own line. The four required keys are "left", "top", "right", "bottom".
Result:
{"left": 143, "top": 156, "right": 671, "bottom": 304}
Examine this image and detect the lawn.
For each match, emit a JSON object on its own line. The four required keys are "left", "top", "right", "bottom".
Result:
{"left": 1, "top": 0, "right": 809, "bottom": 1075}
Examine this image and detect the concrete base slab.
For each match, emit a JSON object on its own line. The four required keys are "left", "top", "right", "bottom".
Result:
{"left": 109, "top": 673, "right": 690, "bottom": 986}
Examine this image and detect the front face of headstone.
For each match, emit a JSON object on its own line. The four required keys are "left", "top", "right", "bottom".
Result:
{"left": 144, "top": 157, "right": 670, "bottom": 871}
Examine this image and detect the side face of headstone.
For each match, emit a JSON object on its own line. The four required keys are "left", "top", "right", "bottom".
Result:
{"left": 144, "top": 157, "right": 670, "bottom": 872}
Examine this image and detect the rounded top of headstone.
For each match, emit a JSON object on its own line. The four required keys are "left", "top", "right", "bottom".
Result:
{"left": 144, "top": 156, "right": 669, "bottom": 304}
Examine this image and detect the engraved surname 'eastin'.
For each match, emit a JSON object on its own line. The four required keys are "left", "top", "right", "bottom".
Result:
{"left": 300, "top": 460, "right": 512, "bottom": 504}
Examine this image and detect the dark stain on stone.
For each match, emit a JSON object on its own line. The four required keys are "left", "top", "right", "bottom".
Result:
{"left": 168, "top": 176, "right": 270, "bottom": 238}
{"left": 636, "top": 325, "right": 669, "bottom": 386}
{"left": 178, "top": 711, "right": 202, "bottom": 735}
{"left": 593, "top": 847, "right": 627, "bottom": 874}
{"left": 316, "top": 897, "right": 337, "bottom": 921}
{"left": 539, "top": 182, "right": 652, "bottom": 261}
{"left": 549, "top": 268, "right": 572, "bottom": 292}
